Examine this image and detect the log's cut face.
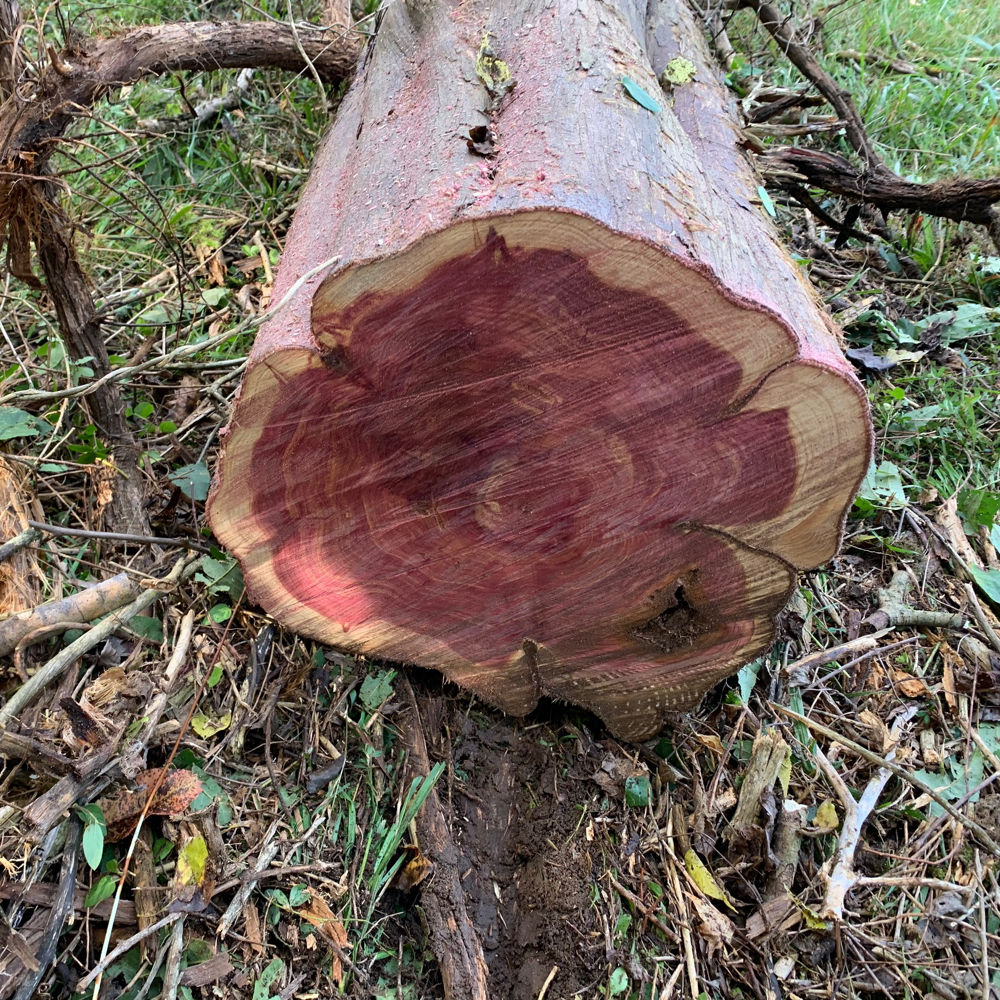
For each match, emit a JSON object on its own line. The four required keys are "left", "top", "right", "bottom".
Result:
{"left": 210, "top": 213, "right": 867, "bottom": 739}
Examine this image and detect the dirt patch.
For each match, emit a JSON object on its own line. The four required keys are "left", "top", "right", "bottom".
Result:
{"left": 425, "top": 700, "right": 607, "bottom": 997}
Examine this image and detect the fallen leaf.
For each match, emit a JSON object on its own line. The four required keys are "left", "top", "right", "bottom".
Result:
{"left": 812, "top": 799, "right": 839, "bottom": 833}
{"left": 177, "top": 834, "right": 209, "bottom": 886}
{"left": 622, "top": 76, "right": 662, "bottom": 113}
{"left": 745, "top": 894, "right": 800, "bottom": 940}
{"left": 790, "top": 894, "right": 831, "bottom": 931}
{"left": 846, "top": 345, "right": 895, "bottom": 372}
{"left": 695, "top": 733, "right": 724, "bottom": 755}
{"left": 941, "top": 647, "right": 959, "bottom": 714}
{"left": 393, "top": 844, "right": 432, "bottom": 891}
{"left": 208, "top": 249, "right": 227, "bottom": 286}
{"left": 190, "top": 711, "right": 232, "bottom": 738}
{"left": 100, "top": 768, "right": 203, "bottom": 841}
{"left": 860, "top": 709, "right": 892, "bottom": 751}
{"left": 690, "top": 895, "right": 734, "bottom": 959}
{"left": 683, "top": 849, "right": 735, "bottom": 910}
{"left": 891, "top": 668, "right": 930, "bottom": 698}
{"left": 296, "top": 889, "right": 349, "bottom": 987}
{"left": 84, "top": 667, "right": 129, "bottom": 706}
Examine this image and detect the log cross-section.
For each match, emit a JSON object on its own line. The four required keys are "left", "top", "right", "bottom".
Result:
{"left": 209, "top": 0, "right": 871, "bottom": 739}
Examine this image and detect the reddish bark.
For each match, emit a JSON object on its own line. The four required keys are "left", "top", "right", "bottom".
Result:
{"left": 209, "top": 0, "right": 871, "bottom": 738}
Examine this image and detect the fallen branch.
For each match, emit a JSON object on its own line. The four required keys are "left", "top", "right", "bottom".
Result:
{"left": 0, "top": 14, "right": 362, "bottom": 535}
{"left": 0, "top": 555, "right": 194, "bottom": 726}
{"left": 73, "top": 913, "right": 184, "bottom": 994}
{"left": 11, "top": 817, "right": 82, "bottom": 1000}
{"left": 739, "top": 0, "right": 1000, "bottom": 246}
{"left": 135, "top": 609, "right": 195, "bottom": 754}
{"left": 964, "top": 583, "right": 1000, "bottom": 655}
{"left": 725, "top": 728, "right": 788, "bottom": 845}
{"left": 863, "top": 569, "right": 966, "bottom": 633}
{"left": 0, "top": 571, "right": 140, "bottom": 657}
{"left": 760, "top": 146, "right": 1000, "bottom": 245}
{"left": 0, "top": 527, "right": 39, "bottom": 563}
{"left": 26, "top": 520, "right": 210, "bottom": 551}
{"left": 0, "top": 20, "right": 359, "bottom": 167}
{"left": 813, "top": 705, "right": 917, "bottom": 920}
{"left": 771, "top": 702, "right": 1000, "bottom": 857}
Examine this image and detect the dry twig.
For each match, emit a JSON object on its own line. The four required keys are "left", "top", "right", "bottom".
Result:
{"left": 0, "top": 555, "right": 194, "bottom": 726}
{"left": 771, "top": 703, "right": 1000, "bottom": 857}
{"left": 814, "top": 705, "right": 917, "bottom": 919}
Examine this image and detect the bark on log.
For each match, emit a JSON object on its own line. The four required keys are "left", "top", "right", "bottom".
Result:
{"left": 209, "top": 0, "right": 871, "bottom": 739}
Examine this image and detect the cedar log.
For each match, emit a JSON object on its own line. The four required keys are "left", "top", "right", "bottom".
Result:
{"left": 209, "top": 0, "right": 871, "bottom": 739}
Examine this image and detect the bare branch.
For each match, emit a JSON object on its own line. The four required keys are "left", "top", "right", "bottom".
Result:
{"left": 1, "top": 20, "right": 360, "bottom": 167}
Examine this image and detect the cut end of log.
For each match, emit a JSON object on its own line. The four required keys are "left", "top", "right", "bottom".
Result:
{"left": 210, "top": 212, "right": 867, "bottom": 739}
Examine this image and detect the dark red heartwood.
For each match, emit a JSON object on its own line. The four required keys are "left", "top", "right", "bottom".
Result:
{"left": 209, "top": 0, "right": 871, "bottom": 738}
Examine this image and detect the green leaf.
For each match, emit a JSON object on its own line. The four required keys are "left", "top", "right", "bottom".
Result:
{"left": 757, "top": 185, "right": 777, "bottom": 218}
{"left": 168, "top": 462, "right": 211, "bottom": 502}
{"left": 360, "top": 670, "right": 396, "bottom": 711}
{"left": 0, "top": 406, "right": 43, "bottom": 441}
{"left": 858, "top": 460, "right": 907, "bottom": 509}
{"left": 138, "top": 304, "right": 171, "bottom": 327}
{"left": 177, "top": 834, "right": 209, "bottom": 885}
{"left": 252, "top": 957, "right": 285, "bottom": 1000}
{"left": 969, "top": 565, "right": 1000, "bottom": 604}
{"left": 737, "top": 658, "right": 763, "bottom": 703}
{"left": 958, "top": 488, "right": 1000, "bottom": 528}
{"left": 624, "top": 774, "right": 650, "bottom": 808}
{"left": 609, "top": 968, "right": 629, "bottom": 996}
{"left": 77, "top": 804, "right": 107, "bottom": 870}
{"left": 131, "top": 616, "right": 164, "bottom": 642}
{"left": 208, "top": 603, "right": 232, "bottom": 623}
{"left": 684, "top": 848, "right": 735, "bottom": 910}
{"left": 201, "top": 287, "right": 230, "bottom": 306}
{"left": 84, "top": 874, "right": 118, "bottom": 908}
{"left": 914, "top": 748, "right": 985, "bottom": 817}
{"left": 288, "top": 884, "right": 310, "bottom": 907}
{"left": 196, "top": 554, "right": 244, "bottom": 597}
{"left": 977, "top": 723, "right": 1000, "bottom": 758}
{"left": 919, "top": 302, "right": 999, "bottom": 345}
{"left": 190, "top": 711, "right": 231, "bottom": 738}
{"left": 622, "top": 76, "right": 661, "bottom": 113}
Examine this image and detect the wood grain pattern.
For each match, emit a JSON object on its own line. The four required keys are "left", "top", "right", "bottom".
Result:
{"left": 209, "top": 0, "right": 871, "bottom": 738}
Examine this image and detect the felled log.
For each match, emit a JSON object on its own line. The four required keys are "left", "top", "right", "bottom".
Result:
{"left": 209, "top": 0, "right": 871, "bottom": 739}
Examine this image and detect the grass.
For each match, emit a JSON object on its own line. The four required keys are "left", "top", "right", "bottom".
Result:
{"left": 2, "top": 1, "right": 1000, "bottom": 998}
{"left": 726, "top": 0, "right": 1000, "bottom": 178}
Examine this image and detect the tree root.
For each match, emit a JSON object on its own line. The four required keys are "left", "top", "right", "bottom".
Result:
{"left": 401, "top": 676, "right": 489, "bottom": 1000}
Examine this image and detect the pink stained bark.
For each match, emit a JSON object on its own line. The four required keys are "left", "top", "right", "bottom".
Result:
{"left": 209, "top": 0, "right": 871, "bottom": 739}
